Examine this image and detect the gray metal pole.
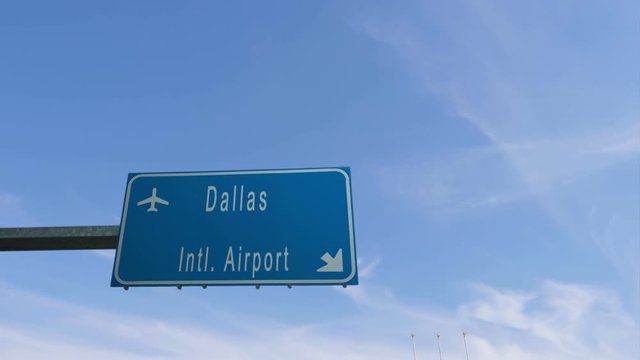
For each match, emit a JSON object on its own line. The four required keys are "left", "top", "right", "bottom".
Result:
{"left": 0, "top": 226, "right": 119, "bottom": 251}
{"left": 436, "top": 333, "right": 442, "bottom": 360}
{"left": 410, "top": 333, "right": 417, "bottom": 360}
{"left": 462, "top": 332, "right": 469, "bottom": 360}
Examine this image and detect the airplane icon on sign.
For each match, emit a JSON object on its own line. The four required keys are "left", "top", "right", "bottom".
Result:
{"left": 137, "top": 187, "right": 169, "bottom": 212}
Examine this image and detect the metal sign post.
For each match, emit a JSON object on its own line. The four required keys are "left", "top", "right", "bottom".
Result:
{"left": 0, "top": 226, "right": 119, "bottom": 251}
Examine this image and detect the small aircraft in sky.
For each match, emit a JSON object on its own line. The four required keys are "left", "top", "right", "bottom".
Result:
{"left": 137, "top": 187, "right": 169, "bottom": 212}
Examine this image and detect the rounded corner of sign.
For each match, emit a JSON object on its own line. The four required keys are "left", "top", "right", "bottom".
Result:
{"left": 331, "top": 168, "right": 351, "bottom": 182}
{"left": 127, "top": 174, "right": 145, "bottom": 187}
{"left": 113, "top": 271, "right": 131, "bottom": 286}
{"left": 341, "top": 268, "right": 357, "bottom": 283}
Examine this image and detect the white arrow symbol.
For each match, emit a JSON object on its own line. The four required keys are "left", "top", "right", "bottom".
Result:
{"left": 317, "top": 248, "right": 343, "bottom": 272}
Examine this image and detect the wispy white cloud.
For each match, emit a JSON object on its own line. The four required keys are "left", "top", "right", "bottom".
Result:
{"left": 0, "top": 279, "right": 636, "bottom": 360}
{"left": 589, "top": 206, "right": 640, "bottom": 309}
{"left": 375, "top": 146, "right": 526, "bottom": 214}
{"left": 357, "top": 256, "right": 382, "bottom": 280}
{"left": 496, "top": 123, "right": 640, "bottom": 195}
{"left": 89, "top": 249, "right": 115, "bottom": 261}
{"left": 0, "top": 283, "right": 400, "bottom": 360}
{"left": 459, "top": 281, "right": 638, "bottom": 359}
{"left": 345, "top": 280, "right": 638, "bottom": 360}
{"left": 375, "top": 122, "right": 638, "bottom": 215}
{"left": 356, "top": 1, "right": 640, "bottom": 294}
{"left": 357, "top": 0, "right": 638, "bottom": 201}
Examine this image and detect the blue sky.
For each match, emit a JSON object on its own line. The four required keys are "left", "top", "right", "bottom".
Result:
{"left": 1, "top": 1, "right": 638, "bottom": 359}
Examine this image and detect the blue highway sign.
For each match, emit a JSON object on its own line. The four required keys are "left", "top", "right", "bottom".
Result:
{"left": 111, "top": 168, "right": 357, "bottom": 287}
